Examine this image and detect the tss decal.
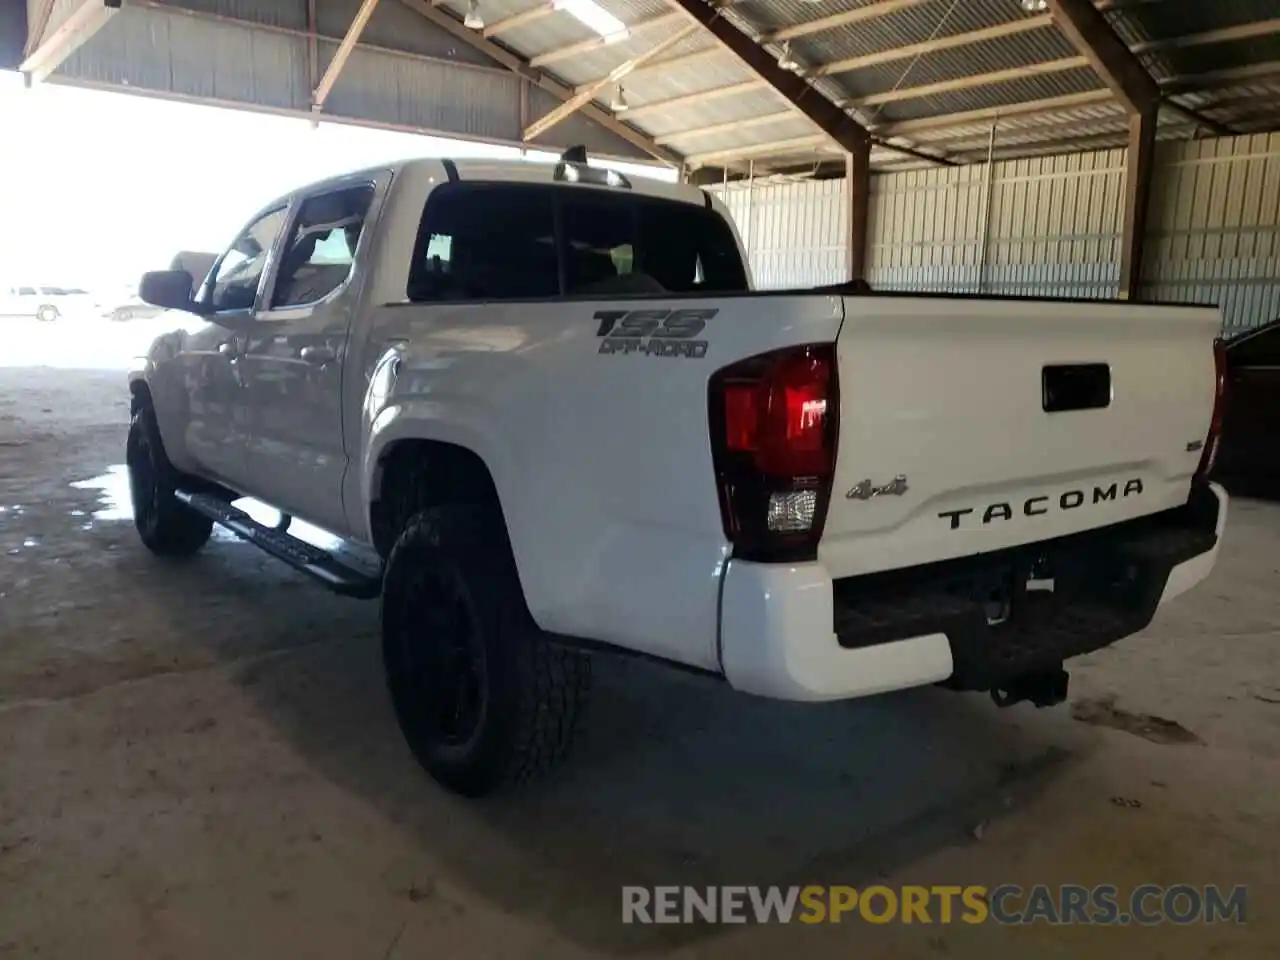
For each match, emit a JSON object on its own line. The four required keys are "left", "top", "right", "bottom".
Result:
{"left": 594, "top": 308, "right": 715, "bottom": 358}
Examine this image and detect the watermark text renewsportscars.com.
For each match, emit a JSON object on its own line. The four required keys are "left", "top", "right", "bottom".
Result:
{"left": 622, "top": 884, "right": 1247, "bottom": 926}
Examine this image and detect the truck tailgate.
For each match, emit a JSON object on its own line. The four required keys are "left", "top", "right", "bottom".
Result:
{"left": 820, "top": 296, "right": 1221, "bottom": 579}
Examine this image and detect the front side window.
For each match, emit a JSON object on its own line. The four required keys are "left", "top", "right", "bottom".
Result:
{"left": 271, "top": 185, "right": 375, "bottom": 308}
{"left": 207, "top": 207, "right": 288, "bottom": 312}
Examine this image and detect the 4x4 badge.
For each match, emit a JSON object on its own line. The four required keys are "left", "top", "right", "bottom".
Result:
{"left": 847, "top": 475, "right": 909, "bottom": 500}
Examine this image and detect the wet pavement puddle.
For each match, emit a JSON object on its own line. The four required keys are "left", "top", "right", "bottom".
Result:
{"left": 67, "top": 464, "right": 345, "bottom": 551}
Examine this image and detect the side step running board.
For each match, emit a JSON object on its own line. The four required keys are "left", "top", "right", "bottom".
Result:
{"left": 175, "top": 491, "right": 382, "bottom": 599}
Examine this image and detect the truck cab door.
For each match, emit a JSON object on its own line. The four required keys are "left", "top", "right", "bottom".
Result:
{"left": 237, "top": 180, "right": 378, "bottom": 535}
{"left": 178, "top": 205, "right": 290, "bottom": 488}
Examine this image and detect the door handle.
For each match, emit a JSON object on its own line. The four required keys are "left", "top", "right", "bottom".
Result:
{"left": 300, "top": 345, "right": 336, "bottom": 365}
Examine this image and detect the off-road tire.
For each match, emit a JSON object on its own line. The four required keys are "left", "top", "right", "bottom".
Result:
{"left": 381, "top": 506, "right": 590, "bottom": 797}
{"left": 126, "top": 405, "right": 213, "bottom": 557}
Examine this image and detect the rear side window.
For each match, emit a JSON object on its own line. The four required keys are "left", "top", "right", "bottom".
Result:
{"left": 408, "top": 185, "right": 557, "bottom": 302}
{"left": 406, "top": 183, "right": 746, "bottom": 302}
{"left": 561, "top": 191, "right": 747, "bottom": 296}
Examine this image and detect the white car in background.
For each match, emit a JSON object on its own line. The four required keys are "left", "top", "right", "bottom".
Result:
{"left": 1, "top": 285, "right": 95, "bottom": 322}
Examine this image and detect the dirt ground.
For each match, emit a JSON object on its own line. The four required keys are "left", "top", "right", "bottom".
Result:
{"left": 1, "top": 325, "right": 1277, "bottom": 958}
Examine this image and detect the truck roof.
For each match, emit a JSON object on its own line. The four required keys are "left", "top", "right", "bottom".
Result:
{"left": 282, "top": 155, "right": 708, "bottom": 211}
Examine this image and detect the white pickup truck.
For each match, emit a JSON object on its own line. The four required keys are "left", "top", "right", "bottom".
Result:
{"left": 129, "top": 149, "right": 1228, "bottom": 796}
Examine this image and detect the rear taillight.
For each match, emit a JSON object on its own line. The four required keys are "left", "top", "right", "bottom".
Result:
{"left": 1196, "top": 340, "right": 1227, "bottom": 480}
{"left": 709, "top": 344, "right": 838, "bottom": 562}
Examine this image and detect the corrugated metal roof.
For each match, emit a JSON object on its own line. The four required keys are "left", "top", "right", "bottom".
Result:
{"left": 660, "top": 116, "right": 815, "bottom": 155}
{"left": 909, "top": 99, "right": 1129, "bottom": 145}
{"left": 1111, "top": 0, "right": 1279, "bottom": 44}
{"left": 781, "top": 0, "right": 1040, "bottom": 68}
{"left": 59, "top": 0, "right": 1280, "bottom": 172}
{"left": 629, "top": 87, "right": 785, "bottom": 135}
{"left": 548, "top": 29, "right": 715, "bottom": 85}
{"left": 827, "top": 30, "right": 1082, "bottom": 100}
{"left": 1146, "top": 36, "right": 1280, "bottom": 85}
{"left": 728, "top": 0, "right": 892, "bottom": 37}
{"left": 869, "top": 67, "right": 1106, "bottom": 124}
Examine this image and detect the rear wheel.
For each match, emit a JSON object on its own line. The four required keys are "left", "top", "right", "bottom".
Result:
{"left": 381, "top": 506, "right": 590, "bottom": 796}
{"left": 126, "top": 406, "right": 213, "bottom": 557}
{"left": 36, "top": 304, "right": 59, "bottom": 322}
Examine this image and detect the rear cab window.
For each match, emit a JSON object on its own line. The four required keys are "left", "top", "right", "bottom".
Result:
{"left": 407, "top": 183, "right": 746, "bottom": 302}
{"left": 1227, "top": 321, "right": 1280, "bottom": 368}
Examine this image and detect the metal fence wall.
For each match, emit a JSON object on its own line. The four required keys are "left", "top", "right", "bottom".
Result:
{"left": 709, "top": 178, "right": 850, "bottom": 290}
{"left": 868, "top": 149, "right": 1125, "bottom": 298}
{"left": 711, "top": 132, "right": 1280, "bottom": 332}
{"left": 1142, "top": 132, "right": 1280, "bottom": 334}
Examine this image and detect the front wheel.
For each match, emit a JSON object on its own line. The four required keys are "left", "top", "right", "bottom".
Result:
{"left": 382, "top": 506, "right": 590, "bottom": 796}
{"left": 126, "top": 406, "right": 213, "bottom": 557}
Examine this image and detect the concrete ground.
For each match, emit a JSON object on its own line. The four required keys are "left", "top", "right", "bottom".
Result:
{"left": 1, "top": 320, "right": 1277, "bottom": 959}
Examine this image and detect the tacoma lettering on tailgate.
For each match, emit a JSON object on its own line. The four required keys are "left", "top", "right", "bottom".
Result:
{"left": 939, "top": 479, "right": 1144, "bottom": 530}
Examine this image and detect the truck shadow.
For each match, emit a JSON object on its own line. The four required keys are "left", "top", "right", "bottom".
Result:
{"left": 219, "top": 599, "right": 1083, "bottom": 955}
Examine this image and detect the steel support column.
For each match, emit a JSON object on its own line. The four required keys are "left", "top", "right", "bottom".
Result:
{"left": 1119, "top": 108, "right": 1156, "bottom": 301}
{"left": 846, "top": 139, "right": 871, "bottom": 282}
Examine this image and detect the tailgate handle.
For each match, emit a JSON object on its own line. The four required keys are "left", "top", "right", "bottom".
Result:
{"left": 1042, "top": 363, "right": 1111, "bottom": 412}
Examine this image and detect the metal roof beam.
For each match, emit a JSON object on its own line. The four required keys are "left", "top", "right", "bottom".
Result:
{"left": 20, "top": 0, "right": 119, "bottom": 83}
{"left": 530, "top": 10, "right": 684, "bottom": 67}
{"left": 686, "top": 134, "right": 833, "bottom": 167}
{"left": 622, "top": 79, "right": 764, "bottom": 122}
{"left": 1132, "top": 17, "right": 1280, "bottom": 55}
{"left": 1160, "top": 59, "right": 1280, "bottom": 92}
{"left": 654, "top": 110, "right": 797, "bottom": 145}
{"left": 312, "top": 0, "right": 381, "bottom": 113}
{"left": 484, "top": 2, "right": 555, "bottom": 37}
{"left": 764, "top": 0, "right": 932, "bottom": 44}
{"left": 395, "top": 0, "right": 679, "bottom": 164}
{"left": 620, "top": 46, "right": 721, "bottom": 85}
{"left": 660, "top": 0, "right": 870, "bottom": 156}
{"left": 1045, "top": 0, "right": 1158, "bottom": 113}
{"left": 523, "top": 22, "right": 700, "bottom": 140}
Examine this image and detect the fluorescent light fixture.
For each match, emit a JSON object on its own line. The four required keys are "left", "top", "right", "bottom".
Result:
{"left": 464, "top": 0, "right": 484, "bottom": 30}
{"left": 554, "top": 0, "right": 628, "bottom": 41}
{"left": 1019, "top": 0, "right": 1048, "bottom": 11}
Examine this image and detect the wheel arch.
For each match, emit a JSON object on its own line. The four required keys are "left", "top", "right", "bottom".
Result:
{"left": 368, "top": 438, "right": 505, "bottom": 559}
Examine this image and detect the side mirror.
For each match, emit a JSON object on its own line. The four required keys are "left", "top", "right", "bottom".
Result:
{"left": 139, "top": 270, "right": 200, "bottom": 313}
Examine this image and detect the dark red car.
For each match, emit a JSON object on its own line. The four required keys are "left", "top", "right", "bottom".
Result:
{"left": 1213, "top": 318, "right": 1280, "bottom": 496}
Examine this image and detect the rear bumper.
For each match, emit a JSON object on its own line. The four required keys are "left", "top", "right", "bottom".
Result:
{"left": 719, "top": 483, "right": 1227, "bottom": 702}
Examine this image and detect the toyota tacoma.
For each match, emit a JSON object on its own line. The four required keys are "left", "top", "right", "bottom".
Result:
{"left": 127, "top": 148, "right": 1229, "bottom": 796}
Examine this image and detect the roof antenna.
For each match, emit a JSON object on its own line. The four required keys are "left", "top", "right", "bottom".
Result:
{"left": 560, "top": 145, "right": 588, "bottom": 164}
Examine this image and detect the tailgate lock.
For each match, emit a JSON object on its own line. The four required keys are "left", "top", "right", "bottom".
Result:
{"left": 846, "top": 474, "right": 909, "bottom": 500}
